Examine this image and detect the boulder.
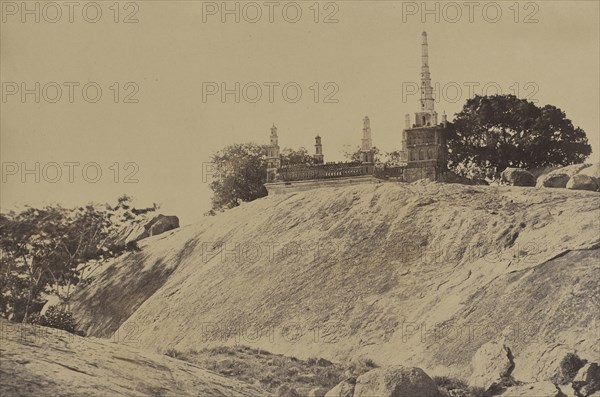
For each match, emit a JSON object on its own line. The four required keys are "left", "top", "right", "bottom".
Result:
{"left": 549, "top": 352, "right": 587, "bottom": 385}
{"left": 147, "top": 215, "right": 179, "bottom": 236}
{"left": 573, "top": 363, "right": 600, "bottom": 396}
{"left": 110, "top": 213, "right": 180, "bottom": 248}
{"left": 500, "top": 381, "right": 561, "bottom": 397}
{"left": 501, "top": 168, "right": 536, "bottom": 187}
{"left": 317, "top": 358, "right": 334, "bottom": 367}
{"left": 325, "top": 378, "right": 356, "bottom": 397}
{"left": 539, "top": 173, "right": 571, "bottom": 188}
{"left": 353, "top": 366, "right": 442, "bottom": 397}
{"left": 468, "top": 341, "right": 516, "bottom": 392}
{"left": 536, "top": 163, "right": 591, "bottom": 188}
{"left": 512, "top": 344, "right": 587, "bottom": 384}
{"left": 567, "top": 174, "right": 599, "bottom": 191}
{"left": 578, "top": 163, "right": 600, "bottom": 179}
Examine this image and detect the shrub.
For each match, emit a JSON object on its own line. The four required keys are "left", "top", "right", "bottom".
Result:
{"left": 29, "top": 306, "right": 78, "bottom": 334}
{"left": 433, "top": 376, "right": 486, "bottom": 397}
{"left": 165, "top": 348, "right": 184, "bottom": 359}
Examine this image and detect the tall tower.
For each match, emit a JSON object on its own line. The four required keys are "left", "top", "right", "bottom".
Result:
{"left": 414, "top": 31, "right": 438, "bottom": 127}
{"left": 360, "top": 116, "right": 375, "bottom": 163}
{"left": 266, "top": 124, "right": 281, "bottom": 182}
{"left": 314, "top": 135, "right": 324, "bottom": 164}
{"left": 400, "top": 32, "right": 447, "bottom": 182}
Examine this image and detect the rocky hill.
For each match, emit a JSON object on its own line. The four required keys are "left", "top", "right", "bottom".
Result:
{"left": 69, "top": 182, "right": 600, "bottom": 383}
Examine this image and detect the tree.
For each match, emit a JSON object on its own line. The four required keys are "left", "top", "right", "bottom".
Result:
{"left": 341, "top": 146, "right": 381, "bottom": 163}
{"left": 207, "top": 144, "right": 321, "bottom": 213}
{"left": 280, "top": 147, "right": 316, "bottom": 166}
{"left": 208, "top": 143, "right": 269, "bottom": 212}
{"left": 0, "top": 199, "right": 140, "bottom": 322}
{"left": 447, "top": 95, "right": 591, "bottom": 179}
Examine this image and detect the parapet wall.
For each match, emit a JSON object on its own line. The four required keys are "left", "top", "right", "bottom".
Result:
{"left": 277, "top": 162, "right": 374, "bottom": 182}
{"left": 265, "top": 175, "right": 382, "bottom": 195}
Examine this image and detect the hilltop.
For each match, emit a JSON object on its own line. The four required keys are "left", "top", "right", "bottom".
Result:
{"left": 70, "top": 182, "right": 599, "bottom": 382}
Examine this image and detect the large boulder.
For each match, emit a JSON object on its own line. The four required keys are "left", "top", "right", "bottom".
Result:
{"left": 353, "top": 366, "right": 441, "bottom": 397}
{"left": 550, "top": 352, "right": 588, "bottom": 385}
{"left": 573, "top": 363, "right": 600, "bottom": 396}
{"left": 578, "top": 163, "right": 600, "bottom": 179}
{"left": 501, "top": 168, "right": 536, "bottom": 187}
{"left": 147, "top": 214, "right": 179, "bottom": 236}
{"left": 325, "top": 378, "right": 356, "bottom": 397}
{"left": 468, "top": 341, "right": 516, "bottom": 392}
{"left": 512, "top": 344, "right": 589, "bottom": 384}
{"left": 566, "top": 174, "right": 599, "bottom": 191}
{"left": 536, "top": 164, "right": 591, "bottom": 188}
{"left": 110, "top": 213, "right": 180, "bottom": 248}
{"left": 500, "top": 381, "right": 562, "bottom": 397}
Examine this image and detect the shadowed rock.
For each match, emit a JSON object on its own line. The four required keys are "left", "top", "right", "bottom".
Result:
{"left": 353, "top": 366, "right": 442, "bottom": 397}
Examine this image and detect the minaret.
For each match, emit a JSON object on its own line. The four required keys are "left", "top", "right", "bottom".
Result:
{"left": 360, "top": 116, "right": 374, "bottom": 163}
{"left": 415, "top": 31, "right": 438, "bottom": 127}
{"left": 314, "top": 135, "right": 324, "bottom": 164}
{"left": 266, "top": 124, "right": 281, "bottom": 182}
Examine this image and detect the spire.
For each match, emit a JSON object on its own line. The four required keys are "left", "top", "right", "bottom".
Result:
{"left": 420, "top": 31, "right": 434, "bottom": 113}
{"left": 361, "top": 116, "right": 372, "bottom": 152}
{"left": 414, "top": 32, "right": 438, "bottom": 127}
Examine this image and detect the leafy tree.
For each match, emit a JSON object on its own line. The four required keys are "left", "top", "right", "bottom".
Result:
{"left": 341, "top": 146, "right": 381, "bottom": 163}
{"left": 280, "top": 147, "right": 316, "bottom": 167}
{"left": 447, "top": 95, "right": 591, "bottom": 179}
{"left": 0, "top": 197, "right": 149, "bottom": 322}
{"left": 207, "top": 144, "right": 320, "bottom": 213}
{"left": 208, "top": 143, "right": 269, "bottom": 212}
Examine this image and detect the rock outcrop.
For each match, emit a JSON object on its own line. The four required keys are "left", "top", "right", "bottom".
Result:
{"left": 70, "top": 183, "right": 600, "bottom": 381}
{"left": 353, "top": 366, "right": 441, "bottom": 397}
{"left": 501, "top": 167, "right": 536, "bottom": 186}
{"left": 536, "top": 163, "right": 591, "bottom": 188}
{"left": 468, "top": 341, "right": 517, "bottom": 393}
{"left": 567, "top": 174, "right": 599, "bottom": 191}
{"left": 111, "top": 213, "right": 180, "bottom": 248}
{"left": 0, "top": 319, "right": 267, "bottom": 397}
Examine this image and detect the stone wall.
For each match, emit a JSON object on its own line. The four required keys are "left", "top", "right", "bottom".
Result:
{"left": 265, "top": 175, "right": 382, "bottom": 194}
{"left": 277, "top": 162, "right": 374, "bottom": 182}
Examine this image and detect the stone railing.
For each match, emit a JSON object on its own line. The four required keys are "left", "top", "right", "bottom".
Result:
{"left": 374, "top": 165, "right": 405, "bottom": 179}
{"left": 277, "top": 162, "right": 375, "bottom": 182}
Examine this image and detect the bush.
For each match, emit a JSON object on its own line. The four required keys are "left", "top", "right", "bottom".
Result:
{"left": 433, "top": 376, "right": 486, "bottom": 397}
{"left": 29, "top": 306, "right": 78, "bottom": 334}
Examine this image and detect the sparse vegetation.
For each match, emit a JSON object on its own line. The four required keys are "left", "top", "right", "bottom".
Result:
{"left": 162, "top": 345, "right": 376, "bottom": 396}
{"left": 433, "top": 376, "right": 487, "bottom": 397}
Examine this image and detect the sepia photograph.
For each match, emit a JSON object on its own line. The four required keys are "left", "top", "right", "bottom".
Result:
{"left": 1, "top": 1, "right": 599, "bottom": 396}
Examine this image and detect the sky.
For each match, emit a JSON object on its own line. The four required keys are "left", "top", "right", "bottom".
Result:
{"left": 1, "top": 0, "right": 599, "bottom": 224}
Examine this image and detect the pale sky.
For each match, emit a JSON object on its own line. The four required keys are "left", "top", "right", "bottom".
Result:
{"left": 1, "top": 0, "right": 599, "bottom": 224}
